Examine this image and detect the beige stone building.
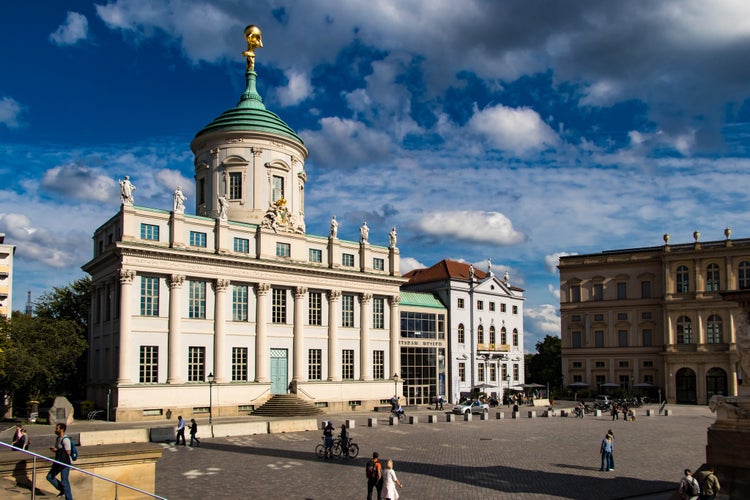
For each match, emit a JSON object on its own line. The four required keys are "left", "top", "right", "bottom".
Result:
{"left": 559, "top": 231, "right": 745, "bottom": 404}
{"left": 0, "top": 233, "right": 14, "bottom": 319}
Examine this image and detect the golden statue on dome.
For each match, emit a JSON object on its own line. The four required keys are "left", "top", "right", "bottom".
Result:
{"left": 243, "top": 25, "right": 263, "bottom": 71}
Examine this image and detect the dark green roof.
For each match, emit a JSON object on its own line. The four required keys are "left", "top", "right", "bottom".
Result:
{"left": 194, "top": 70, "right": 304, "bottom": 145}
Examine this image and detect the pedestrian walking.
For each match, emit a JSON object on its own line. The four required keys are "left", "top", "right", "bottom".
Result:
{"left": 46, "top": 423, "right": 73, "bottom": 500}
{"left": 382, "top": 459, "right": 403, "bottom": 500}
{"left": 189, "top": 418, "right": 200, "bottom": 447}
{"left": 366, "top": 451, "right": 383, "bottom": 500}
{"left": 11, "top": 424, "right": 22, "bottom": 447}
{"left": 679, "top": 468, "right": 701, "bottom": 499}
{"left": 606, "top": 430, "right": 615, "bottom": 470}
{"left": 696, "top": 465, "right": 720, "bottom": 500}
{"left": 176, "top": 415, "right": 187, "bottom": 446}
{"left": 600, "top": 432, "right": 614, "bottom": 471}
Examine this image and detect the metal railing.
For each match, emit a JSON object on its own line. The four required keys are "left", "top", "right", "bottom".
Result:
{"left": 0, "top": 441, "right": 166, "bottom": 500}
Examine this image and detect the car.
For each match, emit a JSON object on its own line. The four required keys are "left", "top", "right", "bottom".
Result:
{"left": 452, "top": 401, "right": 490, "bottom": 415}
{"left": 594, "top": 395, "right": 611, "bottom": 408}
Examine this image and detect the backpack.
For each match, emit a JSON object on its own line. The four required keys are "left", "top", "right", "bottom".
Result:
{"left": 64, "top": 436, "right": 78, "bottom": 461}
{"left": 365, "top": 460, "right": 378, "bottom": 480}
{"left": 685, "top": 476, "right": 699, "bottom": 497}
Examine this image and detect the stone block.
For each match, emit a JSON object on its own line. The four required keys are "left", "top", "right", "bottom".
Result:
{"left": 464, "top": 413, "right": 472, "bottom": 421}
{"left": 446, "top": 413, "right": 456, "bottom": 422}
{"left": 528, "top": 411, "right": 536, "bottom": 418}
{"left": 512, "top": 412, "right": 519, "bottom": 419}
{"left": 345, "top": 419, "right": 356, "bottom": 429}
{"left": 80, "top": 428, "right": 149, "bottom": 446}
{"left": 389, "top": 416, "right": 399, "bottom": 426}
{"left": 150, "top": 426, "right": 177, "bottom": 443}
{"left": 49, "top": 396, "right": 75, "bottom": 427}
{"left": 268, "top": 419, "right": 317, "bottom": 434}
{"left": 594, "top": 410, "right": 602, "bottom": 417}
{"left": 408, "top": 416, "right": 419, "bottom": 424}
{"left": 428, "top": 415, "right": 437, "bottom": 423}
{"left": 664, "top": 409, "right": 672, "bottom": 416}
{"left": 496, "top": 412, "right": 505, "bottom": 419}
{"left": 479, "top": 412, "right": 489, "bottom": 421}
{"left": 368, "top": 417, "right": 377, "bottom": 427}
{"left": 646, "top": 409, "right": 654, "bottom": 416}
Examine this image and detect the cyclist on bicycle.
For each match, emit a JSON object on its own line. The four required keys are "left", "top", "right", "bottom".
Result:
{"left": 323, "top": 421, "right": 334, "bottom": 459}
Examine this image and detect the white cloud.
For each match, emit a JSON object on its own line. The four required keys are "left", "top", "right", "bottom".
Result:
{"left": 155, "top": 169, "right": 194, "bottom": 198}
{"left": 0, "top": 212, "right": 89, "bottom": 268}
{"left": 41, "top": 164, "right": 116, "bottom": 202}
{"left": 300, "top": 117, "right": 393, "bottom": 169}
{"left": 418, "top": 211, "right": 526, "bottom": 246}
{"left": 547, "top": 283, "right": 560, "bottom": 301}
{"left": 276, "top": 70, "right": 312, "bottom": 107}
{"left": 400, "top": 256, "right": 425, "bottom": 275}
{"left": 49, "top": 12, "right": 89, "bottom": 46}
{"left": 468, "top": 103, "right": 560, "bottom": 155}
{"left": 0, "top": 97, "right": 22, "bottom": 129}
{"left": 525, "top": 304, "right": 561, "bottom": 336}
{"left": 544, "top": 252, "right": 576, "bottom": 274}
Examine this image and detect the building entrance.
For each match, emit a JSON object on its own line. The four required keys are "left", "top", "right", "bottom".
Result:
{"left": 270, "top": 349, "right": 288, "bottom": 394}
{"left": 706, "top": 367, "right": 727, "bottom": 402}
{"left": 407, "top": 385, "right": 431, "bottom": 405}
{"left": 675, "top": 367, "right": 697, "bottom": 404}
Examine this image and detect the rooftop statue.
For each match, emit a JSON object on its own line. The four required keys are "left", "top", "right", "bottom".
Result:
{"left": 360, "top": 221, "right": 369, "bottom": 244}
{"left": 173, "top": 186, "right": 186, "bottom": 214}
{"left": 330, "top": 215, "right": 338, "bottom": 238}
{"left": 389, "top": 227, "right": 397, "bottom": 248}
{"left": 243, "top": 25, "right": 263, "bottom": 71}
{"left": 119, "top": 175, "right": 135, "bottom": 205}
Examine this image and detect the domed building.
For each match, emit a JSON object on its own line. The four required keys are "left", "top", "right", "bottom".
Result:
{"left": 83, "top": 26, "right": 405, "bottom": 421}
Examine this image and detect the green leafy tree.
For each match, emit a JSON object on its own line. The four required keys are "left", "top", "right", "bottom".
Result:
{"left": 525, "top": 335, "right": 562, "bottom": 393}
{"left": 34, "top": 276, "right": 91, "bottom": 331}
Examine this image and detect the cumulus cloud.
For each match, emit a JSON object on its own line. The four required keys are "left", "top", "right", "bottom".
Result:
{"left": 524, "top": 303, "right": 561, "bottom": 349}
{"left": 41, "top": 164, "right": 116, "bottom": 202}
{"left": 400, "top": 256, "right": 426, "bottom": 275}
{"left": 544, "top": 252, "right": 576, "bottom": 274}
{"left": 49, "top": 12, "right": 89, "bottom": 46}
{"left": 276, "top": 70, "right": 312, "bottom": 107}
{"left": 468, "top": 103, "right": 560, "bottom": 155}
{"left": 300, "top": 117, "right": 393, "bottom": 169}
{"left": 418, "top": 211, "right": 526, "bottom": 246}
{"left": 547, "top": 283, "right": 560, "bottom": 301}
{"left": 0, "top": 97, "right": 22, "bottom": 129}
{"left": 155, "top": 169, "right": 194, "bottom": 198}
{"left": 0, "top": 213, "right": 89, "bottom": 268}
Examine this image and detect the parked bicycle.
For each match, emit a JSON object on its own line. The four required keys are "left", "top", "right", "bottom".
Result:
{"left": 315, "top": 436, "right": 331, "bottom": 459}
{"left": 391, "top": 407, "right": 406, "bottom": 422}
{"left": 332, "top": 437, "right": 359, "bottom": 459}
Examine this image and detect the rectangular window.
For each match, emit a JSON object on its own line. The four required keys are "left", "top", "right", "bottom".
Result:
{"left": 643, "top": 361, "right": 654, "bottom": 368}
{"left": 489, "top": 302, "right": 495, "bottom": 312}
{"left": 140, "top": 276, "right": 159, "bottom": 316}
{"left": 513, "top": 364, "right": 519, "bottom": 380}
{"left": 229, "top": 172, "right": 242, "bottom": 200}
{"left": 140, "top": 223, "right": 159, "bottom": 241}
{"left": 372, "top": 297, "right": 385, "bottom": 329}
{"left": 641, "top": 311, "right": 652, "bottom": 320}
{"left": 190, "top": 231, "right": 207, "bottom": 248}
{"left": 232, "top": 285, "right": 248, "bottom": 322}
{"left": 641, "top": 280, "right": 652, "bottom": 299}
{"left": 489, "top": 364, "right": 496, "bottom": 382}
{"left": 373, "top": 257, "right": 385, "bottom": 271}
{"left": 198, "top": 178, "right": 206, "bottom": 205}
{"left": 308, "top": 292, "right": 322, "bottom": 326}
{"left": 512, "top": 305, "right": 518, "bottom": 314}
{"left": 501, "top": 303, "right": 507, "bottom": 313}
{"left": 617, "top": 282, "right": 627, "bottom": 300}
{"left": 342, "top": 294, "right": 355, "bottom": 327}
{"left": 188, "top": 346, "right": 205, "bottom": 382}
{"left": 477, "top": 300, "right": 484, "bottom": 310}
{"left": 619, "top": 360, "right": 629, "bottom": 368}
{"left": 572, "top": 314, "right": 581, "bottom": 322}
{"left": 276, "top": 242, "right": 291, "bottom": 257}
{"left": 595, "top": 361, "right": 605, "bottom": 368}
{"left": 457, "top": 298, "right": 465, "bottom": 309}
{"left": 617, "top": 313, "right": 628, "bottom": 320}
{"left": 308, "top": 349, "right": 322, "bottom": 380}
{"left": 595, "top": 375, "right": 606, "bottom": 386}
{"left": 594, "top": 314, "right": 604, "bottom": 321}
{"left": 642, "top": 329, "right": 653, "bottom": 347}
{"left": 309, "top": 248, "right": 322, "bottom": 263}
{"left": 478, "top": 364, "right": 485, "bottom": 382}
{"left": 139, "top": 346, "right": 158, "bottom": 383}
{"left": 593, "top": 284, "right": 603, "bottom": 301}
{"left": 595, "top": 330, "right": 604, "bottom": 348}
{"left": 342, "top": 253, "right": 355, "bottom": 267}
{"left": 573, "top": 374, "right": 583, "bottom": 383}
{"left": 189, "top": 281, "right": 206, "bottom": 319}
{"left": 272, "top": 175, "right": 284, "bottom": 202}
{"left": 572, "top": 361, "right": 583, "bottom": 368}
{"left": 502, "top": 364, "right": 508, "bottom": 380}
{"left": 571, "top": 285, "right": 581, "bottom": 302}
{"left": 572, "top": 331, "right": 581, "bottom": 348}
{"left": 272, "top": 288, "right": 287, "bottom": 324}
{"left": 619, "top": 375, "right": 630, "bottom": 390}
{"left": 232, "top": 347, "right": 248, "bottom": 381}
{"left": 342, "top": 349, "right": 355, "bottom": 380}
{"left": 644, "top": 374, "right": 654, "bottom": 384}
{"left": 459, "top": 362, "right": 465, "bottom": 382}
{"left": 373, "top": 350, "right": 384, "bottom": 379}
{"left": 618, "top": 330, "right": 628, "bottom": 347}
{"left": 234, "top": 237, "right": 250, "bottom": 253}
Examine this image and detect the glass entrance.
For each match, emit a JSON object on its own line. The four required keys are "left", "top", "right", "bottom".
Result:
{"left": 706, "top": 367, "right": 727, "bottom": 402}
{"left": 270, "top": 349, "right": 288, "bottom": 395}
{"left": 675, "top": 367, "right": 697, "bottom": 404}
{"left": 407, "top": 385, "right": 431, "bottom": 406}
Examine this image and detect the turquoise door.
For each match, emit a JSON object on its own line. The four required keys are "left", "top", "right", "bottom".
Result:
{"left": 270, "top": 348, "right": 289, "bottom": 394}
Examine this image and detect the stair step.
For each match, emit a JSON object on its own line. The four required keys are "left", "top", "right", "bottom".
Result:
{"left": 253, "top": 394, "right": 324, "bottom": 417}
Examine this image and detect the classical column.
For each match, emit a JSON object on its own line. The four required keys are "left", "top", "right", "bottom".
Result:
{"left": 327, "top": 289, "right": 341, "bottom": 381}
{"left": 255, "top": 283, "right": 270, "bottom": 383}
{"left": 293, "top": 287, "right": 308, "bottom": 382}
{"left": 117, "top": 270, "right": 136, "bottom": 384}
{"left": 360, "top": 293, "right": 373, "bottom": 381}
{"left": 389, "top": 295, "right": 401, "bottom": 377}
{"left": 167, "top": 275, "right": 185, "bottom": 384}
{"left": 213, "top": 279, "right": 230, "bottom": 383}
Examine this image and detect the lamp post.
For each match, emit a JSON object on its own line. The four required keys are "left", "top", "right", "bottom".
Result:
{"left": 505, "top": 374, "right": 511, "bottom": 405}
{"left": 393, "top": 373, "right": 399, "bottom": 401}
{"left": 207, "top": 372, "right": 215, "bottom": 437}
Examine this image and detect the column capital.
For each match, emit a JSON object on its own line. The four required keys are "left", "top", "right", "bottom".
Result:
{"left": 256, "top": 282, "right": 271, "bottom": 296}
{"left": 360, "top": 293, "right": 373, "bottom": 304}
{"left": 295, "top": 286, "right": 308, "bottom": 299}
{"left": 389, "top": 295, "right": 401, "bottom": 306}
{"left": 327, "top": 289, "right": 341, "bottom": 301}
{"left": 168, "top": 274, "right": 185, "bottom": 289}
{"left": 119, "top": 269, "right": 136, "bottom": 284}
{"left": 213, "top": 278, "right": 231, "bottom": 292}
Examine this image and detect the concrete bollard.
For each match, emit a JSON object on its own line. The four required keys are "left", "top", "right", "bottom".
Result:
{"left": 594, "top": 410, "right": 602, "bottom": 417}
{"left": 464, "top": 413, "right": 473, "bottom": 421}
{"left": 389, "top": 416, "right": 399, "bottom": 426}
{"left": 512, "top": 412, "right": 519, "bottom": 419}
{"left": 496, "top": 412, "right": 505, "bottom": 420}
{"left": 646, "top": 409, "right": 654, "bottom": 416}
{"left": 428, "top": 415, "right": 438, "bottom": 423}
{"left": 664, "top": 409, "right": 672, "bottom": 416}
{"left": 368, "top": 418, "right": 377, "bottom": 427}
{"left": 528, "top": 411, "right": 536, "bottom": 418}
{"left": 560, "top": 410, "right": 568, "bottom": 417}
{"left": 479, "top": 412, "right": 489, "bottom": 421}
{"left": 408, "top": 416, "right": 419, "bottom": 425}
{"left": 345, "top": 419, "right": 356, "bottom": 429}
{"left": 446, "top": 413, "right": 456, "bottom": 422}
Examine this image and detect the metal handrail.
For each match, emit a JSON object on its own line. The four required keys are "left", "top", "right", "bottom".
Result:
{"left": 0, "top": 441, "right": 166, "bottom": 500}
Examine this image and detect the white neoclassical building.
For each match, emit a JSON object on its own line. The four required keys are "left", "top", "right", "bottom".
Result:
{"left": 83, "top": 29, "right": 405, "bottom": 421}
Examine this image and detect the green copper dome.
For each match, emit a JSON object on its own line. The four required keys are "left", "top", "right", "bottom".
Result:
{"left": 194, "top": 70, "right": 304, "bottom": 145}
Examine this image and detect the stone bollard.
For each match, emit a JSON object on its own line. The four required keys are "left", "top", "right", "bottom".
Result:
{"left": 428, "top": 415, "right": 438, "bottom": 423}
{"left": 528, "top": 411, "right": 536, "bottom": 418}
{"left": 368, "top": 418, "right": 378, "bottom": 427}
{"left": 345, "top": 419, "right": 356, "bottom": 429}
{"left": 409, "top": 415, "right": 419, "bottom": 425}
{"left": 512, "top": 412, "right": 519, "bottom": 419}
{"left": 664, "top": 409, "right": 672, "bottom": 416}
{"left": 464, "top": 413, "right": 473, "bottom": 421}
{"left": 646, "top": 409, "right": 654, "bottom": 416}
{"left": 479, "top": 412, "right": 489, "bottom": 421}
{"left": 389, "top": 416, "right": 399, "bottom": 426}
{"left": 446, "top": 413, "right": 456, "bottom": 422}
{"left": 594, "top": 410, "right": 602, "bottom": 417}
{"left": 496, "top": 412, "right": 505, "bottom": 420}
{"left": 560, "top": 410, "right": 568, "bottom": 417}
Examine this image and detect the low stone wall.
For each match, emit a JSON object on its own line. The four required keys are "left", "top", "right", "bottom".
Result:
{"left": 80, "top": 428, "right": 150, "bottom": 446}
{"left": 268, "top": 419, "right": 317, "bottom": 434}
{"left": 211, "top": 421, "right": 269, "bottom": 437}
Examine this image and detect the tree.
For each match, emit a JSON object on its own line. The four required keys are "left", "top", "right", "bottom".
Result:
{"left": 34, "top": 276, "right": 91, "bottom": 331}
{"left": 525, "top": 335, "right": 562, "bottom": 393}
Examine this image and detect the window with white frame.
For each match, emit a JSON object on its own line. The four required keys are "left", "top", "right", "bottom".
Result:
{"left": 458, "top": 323, "right": 465, "bottom": 343}
{"left": 342, "top": 349, "right": 355, "bottom": 380}
{"left": 373, "top": 257, "right": 385, "bottom": 271}
{"left": 342, "top": 253, "right": 355, "bottom": 267}
{"left": 706, "top": 315, "right": 722, "bottom": 343}
{"left": 189, "top": 281, "right": 206, "bottom": 319}
{"left": 501, "top": 327, "right": 507, "bottom": 345}
{"left": 140, "top": 276, "right": 159, "bottom": 316}
{"left": 373, "top": 350, "right": 384, "bottom": 379}
{"left": 229, "top": 172, "right": 242, "bottom": 200}
{"left": 676, "top": 316, "right": 693, "bottom": 343}
{"left": 740, "top": 261, "right": 750, "bottom": 290}
{"left": 676, "top": 265, "right": 689, "bottom": 293}
{"left": 232, "top": 285, "right": 248, "bottom": 322}
{"left": 140, "top": 223, "right": 159, "bottom": 241}
{"left": 190, "top": 231, "right": 207, "bottom": 248}
{"left": 706, "top": 263, "right": 720, "bottom": 292}
{"left": 272, "top": 288, "right": 287, "bottom": 324}
{"left": 512, "top": 329, "right": 519, "bottom": 346}
{"left": 478, "top": 363, "right": 485, "bottom": 382}
{"left": 513, "top": 363, "right": 519, "bottom": 380}
{"left": 308, "top": 349, "right": 322, "bottom": 380}
{"left": 234, "top": 237, "right": 250, "bottom": 253}
{"left": 308, "top": 291, "right": 322, "bottom": 326}
{"left": 512, "top": 305, "right": 518, "bottom": 314}
{"left": 188, "top": 346, "right": 205, "bottom": 382}
{"left": 232, "top": 347, "right": 248, "bottom": 381}
{"left": 457, "top": 298, "right": 465, "bottom": 309}
{"left": 489, "top": 325, "right": 496, "bottom": 344}
{"left": 139, "top": 346, "right": 158, "bottom": 383}
{"left": 489, "top": 364, "right": 496, "bottom": 382}
{"left": 459, "top": 362, "right": 465, "bottom": 382}
{"left": 477, "top": 325, "right": 484, "bottom": 344}
{"left": 342, "top": 294, "right": 355, "bottom": 327}
{"left": 272, "top": 175, "right": 284, "bottom": 202}
{"left": 372, "top": 297, "right": 385, "bottom": 329}
{"left": 309, "top": 248, "right": 322, "bottom": 263}
{"left": 276, "top": 242, "right": 291, "bottom": 257}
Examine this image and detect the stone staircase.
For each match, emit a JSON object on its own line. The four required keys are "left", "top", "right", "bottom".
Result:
{"left": 252, "top": 394, "right": 324, "bottom": 417}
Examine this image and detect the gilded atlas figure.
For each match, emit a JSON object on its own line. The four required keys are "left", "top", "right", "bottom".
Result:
{"left": 243, "top": 25, "right": 263, "bottom": 71}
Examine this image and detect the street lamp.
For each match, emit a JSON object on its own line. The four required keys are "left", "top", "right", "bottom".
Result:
{"left": 207, "top": 372, "right": 215, "bottom": 437}
{"left": 505, "top": 374, "right": 511, "bottom": 405}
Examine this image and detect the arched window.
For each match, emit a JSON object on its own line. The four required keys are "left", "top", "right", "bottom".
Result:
{"left": 740, "top": 261, "right": 750, "bottom": 290}
{"left": 458, "top": 324, "right": 465, "bottom": 344}
{"left": 477, "top": 325, "right": 484, "bottom": 344}
{"left": 512, "top": 328, "right": 519, "bottom": 347}
{"left": 501, "top": 327, "right": 507, "bottom": 345}
{"left": 706, "top": 315, "right": 722, "bottom": 343}
{"left": 676, "top": 316, "right": 693, "bottom": 343}
{"left": 676, "top": 265, "right": 689, "bottom": 293}
{"left": 706, "top": 264, "right": 720, "bottom": 292}
{"left": 489, "top": 325, "right": 496, "bottom": 344}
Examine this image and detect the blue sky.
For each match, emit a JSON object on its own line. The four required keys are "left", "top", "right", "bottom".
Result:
{"left": 3, "top": 1, "right": 750, "bottom": 352}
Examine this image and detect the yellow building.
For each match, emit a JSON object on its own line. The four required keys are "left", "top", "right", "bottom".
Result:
{"left": 559, "top": 231, "right": 744, "bottom": 404}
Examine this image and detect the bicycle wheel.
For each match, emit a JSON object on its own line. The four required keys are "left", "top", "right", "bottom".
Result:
{"left": 348, "top": 443, "right": 359, "bottom": 458}
{"left": 398, "top": 412, "right": 406, "bottom": 421}
{"left": 331, "top": 442, "right": 342, "bottom": 459}
{"left": 315, "top": 444, "right": 326, "bottom": 459}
